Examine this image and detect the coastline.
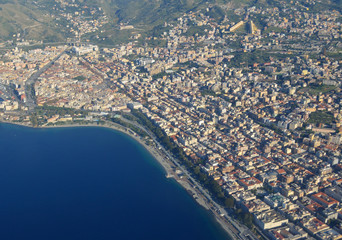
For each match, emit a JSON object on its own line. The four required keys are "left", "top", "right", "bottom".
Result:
{"left": 1, "top": 120, "right": 237, "bottom": 240}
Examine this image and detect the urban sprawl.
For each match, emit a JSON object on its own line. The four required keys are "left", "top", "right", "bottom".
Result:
{"left": 1, "top": 0, "right": 342, "bottom": 239}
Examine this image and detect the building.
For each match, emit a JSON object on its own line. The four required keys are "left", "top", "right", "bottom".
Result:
{"left": 230, "top": 21, "right": 244, "bottom": 32}
{"left": 72, "top": 45, "right": 99, "bottom": 56}
{"left": 264, "top": 193, "right": 289, "bottom": 208}
{"left": 238, "top": 177, "right": 263, "bottom": 190}
{"left": 254, "top": 210, "right": 289, "bottom": 230}
{"left": 325, "top": 186, "right": 342, "bottom": 202}
{"left": 300, "top": 216, "right": 330, "bottom": 235}
{"left": 267, "top": 223, "right": 308, "bottom": 240}
{"left": 312, "top": 192, "right": 339, "bottom": 208}
{"left": 127, "top": 102, "right": 143, "bottom": 110}
{"left": 241, "top": 199, "right": 271, "bottom": 213}
{"left": 317, "top": 208, "right": 338, "bottom": 224}
{"left": 316, "top": 229, "right": 342, "bottom": 240}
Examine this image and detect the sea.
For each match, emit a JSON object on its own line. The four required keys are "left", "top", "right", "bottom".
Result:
{"left": 0, "top": 123, "right": 230, "bottom": 240}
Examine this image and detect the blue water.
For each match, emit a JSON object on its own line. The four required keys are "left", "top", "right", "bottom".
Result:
{"left": 0, "top": 124, "right": 230, "bottom": 240}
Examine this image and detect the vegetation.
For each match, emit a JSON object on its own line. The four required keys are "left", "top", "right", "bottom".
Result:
{"left": 0, "top": 0, "right": 253, "bottom": 42}
{"left": 1, "top": 0, "right": 341, "bottom": 42}
{"left": 222, "top": 50, "right": 288, "bottom": 68}
{"left": 30, "top": 113, "right": 38, "bottom": 127}
{"left": 35, "top": 105, "right": 88, "bottom": 118}
{"left": 130, "top": 109, "right": 255, "bottom": 228}
{"left": 73, "top": 75, "right": 87, "bottom": 81}
{"left": 109, "top": 0, "right": 217, "bottom": 26}
{"left": 152, "top": 71, "right": 169, "bottom": 80}
{"left": 145, "top": 38, "right": 167, "bottom": 48}
{"left": 183, "top": 25, "right": 210, "bottom": 37}
{"left": 0, "top": 1, "right": 65, "bottom": 41}
{"left": 86, "top": 26, "right": 137, "bottom": 46}
{"left": 308, "top": 111, "right": 335, "bottom": 125}
{"left": 201, "top": 89, "right": 219, "bottom": 97}
{"left": 326, "top": 52, "right": 342, "bottom": 61}
{"left": 136, "top": 66, "right": 148, "bottom": 74}
{"left": 176, "top": 61, "right": 202, "bottom": 69}
{"left": 235, "top": 209, "right": 254, "bottom": 228}
{"left": 98, "top": 56, "right": 106, "bottom": 62}
{"left": 300, "top": 84, "right": 337, "bottom": 95}
{"left": 110, "top": 116, "right": 148, "bottom": 137}
{"left": 204, "top": 6, "right": 225, "bottom": 23}
{"left": 263, "top": 26, "right": 286, "bottom": 34}
{"left": 27, "top": 83, "right": 36, "bottom": 101}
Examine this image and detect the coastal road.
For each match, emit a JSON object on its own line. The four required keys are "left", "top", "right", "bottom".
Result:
{"left": 115, "top": 116, "right": 258, "bottom": 240}
{"left": 24, "top": 47, "right": 70, "bottom": 111}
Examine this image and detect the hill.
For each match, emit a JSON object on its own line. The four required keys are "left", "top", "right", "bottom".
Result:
{"left": 0, "top": 0, "right": 65, "bottom": 42}
{"left": 0, "top": 0, "right": 253, "bottom": 42}
{"left": 92, "top": 0, "right": 342, "bottom": 25}
{"left": 97, "top": 0, "right": 253, "bottom": 25}
{"left": 0, "top": 0, "right": 342, "bottom": 43}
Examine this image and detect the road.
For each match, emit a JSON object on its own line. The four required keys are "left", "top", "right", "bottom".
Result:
{"left": 0, "top": 83, "right": 17, "bottom": 101}
{"left": 24, "top": 47, "right": 70, "bottom": 111}
{"left": 115, "top": 115, "right": 259, "bottom": 240}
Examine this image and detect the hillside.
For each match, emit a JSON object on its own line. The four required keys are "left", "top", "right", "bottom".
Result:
{"left": 0, "top": 0, "right": 253, "bottom": 42}
{"left": 98, "top": 0, "right": 253, "bottom": 25}
{"left": 0, "top": 0, "right": 65, "bottom": 42}
{"left": 91, "top": 0, "right": 342, "bottom": 25}
{"left": 0, "top": 0, "right": 342, "bottom": 42}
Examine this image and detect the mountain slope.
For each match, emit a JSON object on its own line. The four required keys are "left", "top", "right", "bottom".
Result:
{"left": 1, "top": 0, "right": 342, "bottom": 42}
{"left": 102, "top": 0, "right": 244, "bottom": 25}
{"left": 0, "top": 0, "right": 63, "bottom": 41}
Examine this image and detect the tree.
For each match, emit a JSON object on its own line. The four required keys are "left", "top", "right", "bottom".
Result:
{"left": 243, "top": 213, "right": 254, "bottom": 228}
{"left": 208, "top": 179, "right": 221, "bottom": 192}
{"left": 224, "top": 197, "right": 235, "bottom": 209}
{"left": 30, "top": 114, "right": 38, "bottom": 127}
{"left": 193, "top": 166, "right": 201, "bottom": 175}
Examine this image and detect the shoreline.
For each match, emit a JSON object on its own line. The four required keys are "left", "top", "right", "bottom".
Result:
{"left": 1, "top": 120, "right": 237, "bottom": 240}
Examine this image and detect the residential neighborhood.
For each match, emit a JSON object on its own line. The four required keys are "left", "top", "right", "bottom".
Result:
{"left": 0, "top": 0, "right": 342, "bottom": 239}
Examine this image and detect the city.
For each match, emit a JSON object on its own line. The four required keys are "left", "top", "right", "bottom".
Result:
{"left": 0, "top": 0, "right": 342, "bottom": 239}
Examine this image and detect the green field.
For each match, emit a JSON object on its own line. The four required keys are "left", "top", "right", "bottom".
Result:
{"left": 308, "top": 111, "right": 335, "bottom": 125}
{"left": 300, "top": 84, "right": 337, "bottom": 95}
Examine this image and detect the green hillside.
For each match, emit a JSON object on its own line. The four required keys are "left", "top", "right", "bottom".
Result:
{"left": 0, "top": 0, "right": 342, "bottom": 42}
{"left": 0, "top": 0, "right": 63, "bottom": 41}
{"left": 100, "top": 0, "right": 250, "bottom": 25}
{"left": 0, "top": 0, "right": 253, "bottom": 42}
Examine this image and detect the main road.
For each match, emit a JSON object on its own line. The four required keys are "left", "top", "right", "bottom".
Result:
{"left": 24, "top": 47, "right": 70, "bottom": 111}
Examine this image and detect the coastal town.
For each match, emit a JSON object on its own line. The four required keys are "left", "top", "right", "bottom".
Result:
{"left": 1, "top": 0, "right": 342, "bottom": 239}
